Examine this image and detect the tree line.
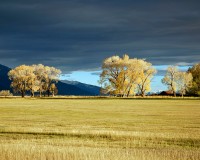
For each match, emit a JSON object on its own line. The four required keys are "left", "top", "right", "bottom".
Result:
{"left": 8, "top": 64, "right": 61, "bottom": 97}
{"left": 99, "top": 55, "right": 200, "bottom": 97}
{"left": 160, "top": 63, "right": 200, "bottom": 97}
{"left": 1, "top": 54, "right": 199, "bottom": 97}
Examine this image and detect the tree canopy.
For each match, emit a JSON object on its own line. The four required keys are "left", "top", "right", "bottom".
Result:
{"left": 0, "top": 57, "right": 199, "bottom": 97}
{"left": 188, "top": 63, "right": 200, "bottom": 96}
{"left": 8, "top": 64, "right": 61, "bottom": 97}
{"left": 100, "top": 55, "right": 156, "bottom": 97}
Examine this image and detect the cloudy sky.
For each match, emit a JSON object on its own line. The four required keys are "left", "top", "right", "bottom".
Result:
{"left": 0, "top": 0, "right": 200, "bottom": 91}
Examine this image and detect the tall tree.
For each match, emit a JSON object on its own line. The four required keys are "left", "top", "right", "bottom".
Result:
{"left": 8, "top": 65, "right": 35, "bottom": 97}
{"left": 100, "top": 55, "right": 129, "bottom": 96}
{"left": 100, "top": 55, "right": 156, "bottom": 97}
{"left": 137, "top": 60, "right": 157, "bottom": 97}
{"left": 27, "top": 72, "right": 40, "bottom": 97}
{"left": 32, "top": 64, "right": 61, "bottom": 97}
{"left": 44, "top": 66, "right": 61, "bottom": 97}
{"left": 124, "top": 58, "right": 141, "bottom": 97}
{"left": 49, "top": 83, "right": 58, "bottom": 97}
{"left": 177, "top": 72, "right": 193, "bottom": 97}
{"left": 32, "top": 64, "right": 46, "bottom": 97}
{"left": 188, "top": 63, "right": 200, "bottom": 96}
{"left": 162, "top": 66, "right": 179, "bottom": 97}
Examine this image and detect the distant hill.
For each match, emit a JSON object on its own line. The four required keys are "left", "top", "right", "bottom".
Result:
{"left": 57, "top": 81, "right": 99, "bottom": 96}
{"left": 0, "top": 64, "right": 100, "bottom": 96}
{"left": 61, "top": 80, "right": 100, "bottom": 95}
{"left": 0, "top": 64, "right": 12, "bottom": 91}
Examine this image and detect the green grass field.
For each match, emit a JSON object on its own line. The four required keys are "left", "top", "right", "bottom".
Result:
{"left": 0, "top": 98, "right": 200, "bottom": 160}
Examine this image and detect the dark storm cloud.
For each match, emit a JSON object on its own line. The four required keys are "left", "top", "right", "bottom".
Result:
{"left": 0, "top": 0, "right": 200, "bottom": 72}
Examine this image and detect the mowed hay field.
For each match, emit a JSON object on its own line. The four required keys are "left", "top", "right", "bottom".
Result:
{"left": 0, "top": 98, "right": 200, "bottom": 160}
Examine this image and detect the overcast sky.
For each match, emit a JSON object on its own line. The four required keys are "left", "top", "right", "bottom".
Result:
{"left": 0, "top": 0, "right": 200, "bottom": 89}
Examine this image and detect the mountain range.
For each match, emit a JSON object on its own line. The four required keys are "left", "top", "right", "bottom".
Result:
{"left": 0, "top": 64, "right": 100, "bottom": 96}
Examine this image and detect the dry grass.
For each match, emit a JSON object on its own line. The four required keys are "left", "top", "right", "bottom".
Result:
{"left": 0, "top": 98, "right": 199, "bottom": 159}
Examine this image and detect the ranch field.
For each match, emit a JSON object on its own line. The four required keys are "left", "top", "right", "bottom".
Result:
{"left": 0, "top": 98, "right": 200, "bottom": 160}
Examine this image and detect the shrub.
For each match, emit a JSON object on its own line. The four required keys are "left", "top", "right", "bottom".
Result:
{"left": 0, "top": 90, "right": 13, "bottom": 97}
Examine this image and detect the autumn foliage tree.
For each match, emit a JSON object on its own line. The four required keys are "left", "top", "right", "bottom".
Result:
{"left": 99, "top": 55, "right": 126, "bottom": 96}
{"left": 44, "top": 66, "right": 61, "bottom": 97}
{"left": 162, "top": 66, "right": 193, "bottom": 97}
{"left": 161, "top": 66, "right": 179, "bottom": 97}
{"left": 100, "top": 55, "right": 156, "bottom": 97}
{"left": 49, "top": 83, "right": 58, "bottom": 97}
{"left": 8, "top": 65, "right": 35, "bottom": 97}
{"left": 8, "top": 64, "right": 61, "bottom": 97}
{"left": 32, "top": 64, "right": 47, "bottom": 97}
{"left": 136, "top": 60, "right": 157, "bottom": 97}
{"left": 177, "top": 72, "right": 193, "bottom": 97}
{"left": 188, "top": 63, "right": 200, "bottom": 96}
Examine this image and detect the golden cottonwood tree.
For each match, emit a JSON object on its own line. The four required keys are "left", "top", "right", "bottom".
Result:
{"left": 125, "top": 59, "right": 144, "bottom": 97}
{"left": 49, "top": 83, "right": 58, "bottom": 97}
{"left": 8, "top": 65, "right": 35, "bottom": 97}
{"left": 177, "top": 72, "right": 193, "bottom": 97}
{"left": 43, "top": 66, "right": 61, "bottom": 97}
{"left": 100, "top": 55, "right": 156, "bottom": 97}
{"left": 27, "top": 72, "right": 40, "bottom": 97}
{"left": 161, "top": 66, "right": 179, "bottom": 97}
{"left": 136, "top": 60, "right": 157, "bottom": 97}
{"left": 32, "top": 64, "right": 46, "bottom": 97}
{"left": 32, "top": 64, "right": 61, "bottom": 97}
{"left": 188, "top": 63, "right": 200, "bottom": 96}
{"left": 8, "top": 64, "right": 61, "bottom": 97}
{"left": 100, "top": 55, "right": 128, "bottom": 96}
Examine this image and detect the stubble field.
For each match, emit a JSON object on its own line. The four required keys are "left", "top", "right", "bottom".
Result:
{"left": 0, "top": 98, "right": 200, "bottom": 160}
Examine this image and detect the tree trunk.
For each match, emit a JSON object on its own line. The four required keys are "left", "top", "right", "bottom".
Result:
{"left": 142, "top": 92, "right": 145, "bottom": 97}
{"left": 39, "top": 90, "right": 42, "bottom": 97}
{"left": 173, "top": 91, "right": 176, "bottom": 97}
{"left": 127, "top": 84, "right": 133, "bottom": 97}
{"left": 30, "top": 90, "right": 33, "bottom": 97}
{"left": 22, "top": 83, "right": 26, "bottom": 98}
{"left": 21, "top": 90, "right": 25, "bottom": 98}
{"left": 141, "top": 88, "right": 146, "bottom": 97}
{"left": 47, "top": 90, "right": 50, "bottom": 97}
{"left": 172, "top": 85, "right": 176, "bottom": 97}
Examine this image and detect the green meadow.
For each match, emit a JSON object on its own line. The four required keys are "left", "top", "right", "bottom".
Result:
{"left": 0, "top": 98, "right": 200, "bottom": 160}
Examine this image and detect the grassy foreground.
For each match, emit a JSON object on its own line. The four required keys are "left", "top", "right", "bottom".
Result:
{"left": 0, "top": 98, "right": 199, "bottom": 160}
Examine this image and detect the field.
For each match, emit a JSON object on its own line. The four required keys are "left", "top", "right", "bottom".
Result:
{"left": 0, "top": 98, "right": 200, "bottom": 160}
